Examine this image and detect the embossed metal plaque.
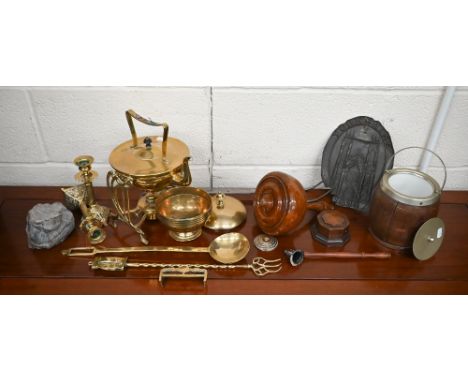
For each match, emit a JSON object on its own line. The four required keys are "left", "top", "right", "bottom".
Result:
{"left": 321, "top": 116, "right": 394, "bottom": 212}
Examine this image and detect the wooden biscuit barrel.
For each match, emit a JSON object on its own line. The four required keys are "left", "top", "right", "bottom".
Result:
{"left": 369, "top": 147, "right": 446, "bottom": 250}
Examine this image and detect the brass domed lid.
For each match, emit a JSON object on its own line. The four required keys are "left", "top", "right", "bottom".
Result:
{"left": 109, "top": 135, "right": 189, "bottom": 178}
{"left": 205, "top": 193, "right": 247, "bottom": 230}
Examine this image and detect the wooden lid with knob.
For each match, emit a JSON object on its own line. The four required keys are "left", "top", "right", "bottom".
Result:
{"left": 253, "top": 171, "right": 332, "bottom": 236}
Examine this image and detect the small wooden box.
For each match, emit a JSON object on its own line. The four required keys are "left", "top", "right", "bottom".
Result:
{"left": 311, "top": 210, "right": 350, "bottom": 247}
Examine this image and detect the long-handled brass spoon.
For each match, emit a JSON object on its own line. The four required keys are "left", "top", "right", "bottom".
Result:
{"left": 62, "top": 232, "right": 250, "bottom": 264}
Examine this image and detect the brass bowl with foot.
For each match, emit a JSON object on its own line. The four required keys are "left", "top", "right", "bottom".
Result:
{"left": 156, "top": 186, "right": 212, "bottom": 242}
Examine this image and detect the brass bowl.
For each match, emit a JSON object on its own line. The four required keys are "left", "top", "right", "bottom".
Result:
{"left": 156, "top": 186, "right": 212, "bottom": 242}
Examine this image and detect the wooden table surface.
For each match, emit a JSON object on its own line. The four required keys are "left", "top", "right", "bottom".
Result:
{"left": 1, "top": 186, "right": 467, "bottom": 294}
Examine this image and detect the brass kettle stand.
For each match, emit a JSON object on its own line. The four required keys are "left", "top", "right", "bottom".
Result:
{"left": 107, "top": 110, "right": 192, "bottom": 244}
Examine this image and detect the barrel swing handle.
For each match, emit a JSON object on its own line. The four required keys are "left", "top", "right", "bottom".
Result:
{"left": 384, "top": 146, "right": 447, "bottom": 190}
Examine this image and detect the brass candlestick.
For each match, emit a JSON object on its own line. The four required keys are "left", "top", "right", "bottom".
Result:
{"left": 62, "top": 155, "right": 116, "bottom": 244}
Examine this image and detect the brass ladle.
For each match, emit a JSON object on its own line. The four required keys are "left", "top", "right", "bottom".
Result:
{"left": 61, "top": 232, "right": 250, "bottom": 264}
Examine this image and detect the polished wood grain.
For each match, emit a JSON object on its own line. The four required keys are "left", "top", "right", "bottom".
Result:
{"left": 1, "top": 186, "right": 467, "bottom": 294}
{"left": 253, "top": 171, "right": 332, "bottom": 236}
{"left": 303, "top": 251, "right": 391, "bottom": 259}
{"left": 369, "top": 183, "right": 440, "bottom": 249}
{"left": 312, "top": 210, "right": 350, "bottom": 246}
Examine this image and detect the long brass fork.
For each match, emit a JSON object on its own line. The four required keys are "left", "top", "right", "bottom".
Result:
{"left": 249, "top": 257, "right": 282, "bottom": 276}
{"left": 88, "top": 256, "right": 282, "bottom": 277}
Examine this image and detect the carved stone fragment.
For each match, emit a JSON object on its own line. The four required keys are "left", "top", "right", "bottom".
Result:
{"left": 26, "top": 202, "right": 75, "bottom": 249}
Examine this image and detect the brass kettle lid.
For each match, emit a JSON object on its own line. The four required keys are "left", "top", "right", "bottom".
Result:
{"left": 109, "top": 135, "right": 189, "bottom": 177}
{"left": 205, "top": 193, "right": 247, "bottom": 230}
{"left": 109, "top": 110, "right": 190, "bottom": 178}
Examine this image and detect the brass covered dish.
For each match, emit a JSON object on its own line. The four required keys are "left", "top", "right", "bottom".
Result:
{"left": 204, "top": 193, "right": 247, "bottom": 231}
{"left": 107, "top": 110, "right": 192, "bottom": 244}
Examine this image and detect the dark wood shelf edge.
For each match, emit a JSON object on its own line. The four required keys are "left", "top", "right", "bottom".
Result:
{"left": 2, "top": 278, "right": 468, "bottom": 295}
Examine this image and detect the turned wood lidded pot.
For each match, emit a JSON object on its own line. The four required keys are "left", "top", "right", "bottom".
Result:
{"left": 369, "top": 147, "right": 446, "bottom": 250}
{"left": 253, "top": 171, "right": 332, "bottom": 236}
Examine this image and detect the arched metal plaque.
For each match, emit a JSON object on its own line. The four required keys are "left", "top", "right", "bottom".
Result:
{"left": 321, "top": 116, "right": 394, "bottom": 213}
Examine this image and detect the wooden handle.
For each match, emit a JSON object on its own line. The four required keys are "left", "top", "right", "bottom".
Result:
{"left": 304, "top": 252, "right": 391, "bottom": 259}
{"left": 306, "top": 200, "right": 334, "bottom": 211}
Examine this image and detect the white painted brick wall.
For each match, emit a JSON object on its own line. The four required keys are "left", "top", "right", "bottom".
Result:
{"left": 0, "top": 87, "right": 211, "bottom": 188}
{"left": 212, "top": 87, "right": 468, "bottom": 190}
{"left": 1, "top": 87, "right": 467, "bottom": 191}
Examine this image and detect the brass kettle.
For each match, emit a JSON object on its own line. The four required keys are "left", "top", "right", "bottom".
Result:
{"left": 107, "top": 110, "right": 192, "bottom": 244}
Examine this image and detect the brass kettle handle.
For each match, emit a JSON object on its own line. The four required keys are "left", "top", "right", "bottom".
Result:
{"left": 125, "top": 109, "right": 169, "bottom": 160}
